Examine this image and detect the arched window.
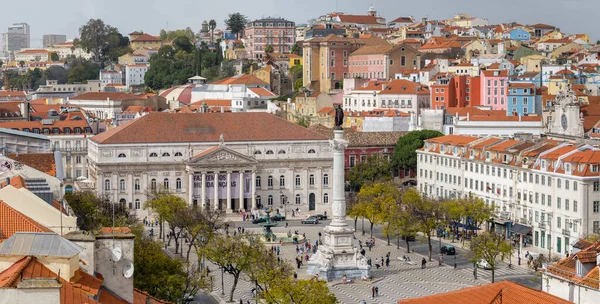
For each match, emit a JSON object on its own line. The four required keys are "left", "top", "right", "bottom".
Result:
{"left": 134, "top": 179, "right": 140, "bottom": 192}
{"left": 280, "top": 175, "right": 285, "bottom": 188}
{"left": 267, "top": 176, "right": 273, "bottom": 189}
{"left": 176, "top": 178, "right": 182, "bottom": 191}
{"left": 256, "top": 176, "right": 262, "bottom": 189}
{"left": 295, "top": 175, "right": 301, "bottom": 188}
{"left": 163, "top": 178, "right": 169, "bottom": 189}
{"left": 267, "top": 195, "right": 273, "bottom": 206}
{"left": 323, "top": 193, "right": 329, "bottom": 204}
{"left": 309, "top": 174, "right": 315, "bottom": 187}
{"left": 295, "top": 194, "right": 301, "bottom": 205}
{"left": 151, "top": 179, "right": 156, "bottom": 190}
{"left": 149, "top": 153, "right": 158, "bottom": 157}
{"left": 118, "top": 153, "right": 126, "bottom": 158}
{"left": 175, "top": 152, "right": 183, "bottom": 156}
{"left": 119, "top": 199, "right": 127, "bottom": 208}
{"left": 308, "top": 149, "right": 316, "bottom": 154}
{"left": 162, "top": 152, "right": 170, "bottom": 157}
{"left": 119, "top": 179, "right": 125, "bottom": 192}
{"left": 266, "top": 150, "right": 274, "bottom": 155}
{"left": 323, "top": 174, "right": 329, "bottom": 186}
{"left": 254, "top": 150, "right": 262, "bottom": 155}
{"left": 104, "top": 180, "right": 111, "bottom": 191}
{"left": 135, "top": 199, "right": 141, "bottom": 210}
{"left": 256, "top": 195, "right": 262, "bottom": 208}
{"left": 278, "top": 150, "right": 286, "bottom": 154}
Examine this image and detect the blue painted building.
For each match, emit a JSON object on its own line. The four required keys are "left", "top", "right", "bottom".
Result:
{"left": 507, "top": 82, "right": 538, "bottom": 116}
{"left": 505, "top": 28, "right": 531, "bottom": 42}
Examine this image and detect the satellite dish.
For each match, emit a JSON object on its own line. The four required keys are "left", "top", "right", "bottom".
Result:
{"left": 112, "top": 247, "right": 122, "bottom": 262}
{"left": 123, "top": 262, "right": 134, "bottom": 278}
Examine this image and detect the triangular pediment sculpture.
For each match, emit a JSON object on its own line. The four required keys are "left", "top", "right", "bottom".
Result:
{"left": 187, "top": 146, "right": 258, "bottom": 166}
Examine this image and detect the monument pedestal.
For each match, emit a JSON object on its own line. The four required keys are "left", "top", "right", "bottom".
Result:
{"left": 307, "top": 129, "right": 370, "bottom": 281}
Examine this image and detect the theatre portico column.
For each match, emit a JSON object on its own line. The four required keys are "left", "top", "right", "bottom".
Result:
{"left": 201, "top": 172, "right": 206, "bottom": 210}
{"left": 239, "top": 171, "right": 244, "bottom": 211}
{"left": 213, "top": 172, "right": 219, "bottom": 211}
{"left": 251, "top": 171, "right": 257, "bottom": 211}
{"left": 226, "top": 171, "right": 232, "bottom": 213}
{"left": 187, "top": 172, "right": 193, "bottom": 205}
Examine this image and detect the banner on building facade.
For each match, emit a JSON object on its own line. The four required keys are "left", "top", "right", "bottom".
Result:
{"left": 192, "top": 172, "right": 252, "bottom": 200}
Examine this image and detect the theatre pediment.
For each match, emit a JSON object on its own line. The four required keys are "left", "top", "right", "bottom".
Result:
{"left": 187, "top": 146, "right": 258, "bottom": 166}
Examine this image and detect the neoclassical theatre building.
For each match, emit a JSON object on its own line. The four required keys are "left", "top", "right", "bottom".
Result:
{"left": 87, "top": 112, "right": 333, "bottom": 217}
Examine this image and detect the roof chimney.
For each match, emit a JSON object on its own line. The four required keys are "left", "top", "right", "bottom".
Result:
{"left": 467, "top": 112, "right": 470, "bottom": 121}
{"left": 220, "top": 106, "right": 224, "bottom": 113}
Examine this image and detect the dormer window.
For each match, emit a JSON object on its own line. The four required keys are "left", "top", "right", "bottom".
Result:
{"left": 469, "top": 150, "right": 474, "bottom": 158}
{"left": 592, "top": 165, "right": 599, "bottom": 173}
{"left": 502, "top": 154, "right": 508, "bottom": 163}
{"left": 485, "top": 151, "right": 490, "bottom": 160}
{"left": 254, "top": 150, "right": 262, "bottom": 155}
{"left": 425, "top": 143, "right": 430, "bottom": 150}
{"left": 564, "top": 163, "right": 571, "bottom": 173}
{"left": 149, "top": 153, "right": 158, "bottom": 157}
{"left": 440, "top": 145, "right": 445, "bottom": 152}
{"left": 308, "top": 149, "right": 316, "bottom": 154}
{"left": 266, "top": 150, "right": 274, "bottom": 155}
{"left": 453, "top": 147, "right": 458, "bottom": 154}
{"left": 541, "top": 160, "right": 546, "bottom": 169}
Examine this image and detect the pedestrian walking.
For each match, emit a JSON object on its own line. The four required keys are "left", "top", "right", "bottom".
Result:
{"left": 371, "top": 286, "right": 375, "bottom": 298}
{"left": 438, "top": 254, "right": 443, "bottom": 266}
{"left": 421, "top": 258, "right": 427, "bottom": 269}
{"left": 361, "top": 300, "right": 367, "bottom": 304}
{"left": 385, "top": 257, "right": 390, "bottom": 267}
{"left": 375, "top": 286, "right": 379, "bottom": 297}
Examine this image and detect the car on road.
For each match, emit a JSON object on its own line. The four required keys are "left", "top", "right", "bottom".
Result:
{"left": 301, "top": 216, "right": 319, "bottom": 224}
{"left": 401, "top": 235, "right": 416, "bottom": 241}
{"left": 252, "top": 215, "right": 270, "bottom": 224}
{"left": 316, "top": 214, "right": 328, "bottom": 220}
{"left": 271, "top": 214, "right": 286, "bottom": 221}
{"left": 477, "top": 259, "right": 492, "bottom": 270}
{"left": 440, "top": 244, "right": 456, "bottom": 255}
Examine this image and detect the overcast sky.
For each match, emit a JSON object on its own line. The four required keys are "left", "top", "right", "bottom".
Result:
{"left": 2, "top": 0, "right": 597, "bottom": 47}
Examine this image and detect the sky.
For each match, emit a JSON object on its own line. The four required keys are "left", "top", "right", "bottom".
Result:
{"left": 1, "top": 0, "right": 598, "bottom": 48}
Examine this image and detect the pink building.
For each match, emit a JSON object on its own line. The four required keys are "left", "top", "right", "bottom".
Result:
{"left": 348, "top": 43, "right": 420, "bottom": 80}
{"left": 244, "top": 17, "right": 295, "bottom": 60}
{"left": 480, "top": 70, "right": 508, "bottom": 111}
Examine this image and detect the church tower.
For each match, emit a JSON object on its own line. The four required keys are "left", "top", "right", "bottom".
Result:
{"left": 367, "top": 5, "right": 376, "bottom": 17}
{"left": 548, "top": 85, "right": 585, "bottom": 139}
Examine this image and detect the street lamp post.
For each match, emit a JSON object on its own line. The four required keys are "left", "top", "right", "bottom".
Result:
{"left": 220, "top": 266, "right": 225, "bottom": 296}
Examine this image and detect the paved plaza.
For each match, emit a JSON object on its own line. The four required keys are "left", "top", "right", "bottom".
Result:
{"left": 158, "top": 218, "right": 536, "bottom": 304}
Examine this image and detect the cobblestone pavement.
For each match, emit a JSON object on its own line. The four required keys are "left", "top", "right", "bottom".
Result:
{"left": 157, "top": 221, "right": 534, "bottom": 304}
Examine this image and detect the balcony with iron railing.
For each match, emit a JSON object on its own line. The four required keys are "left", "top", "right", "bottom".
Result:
{"left": 562, "top": 229, "right": 570, "bottom": 236}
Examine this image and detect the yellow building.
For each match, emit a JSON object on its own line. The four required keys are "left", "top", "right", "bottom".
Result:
{"left": 129, "top": 33, "right": 165, "bottom": 50}
{"left": 551, "top": 42, "right": 582, "bottom": 60}
{"left": 253, "top": 66, "right": 272, "bottom": 86}
{"left": 547, "top": 75, "right": 575, "bottom": 95}
{"left": 520, "top": 54, "right": 547, "bottom": 73}
{"left": 288, "top": 54, "right": 302, "bottom": 67}
{"left": 462, "top": 39, "right": 486, "bottom": 61}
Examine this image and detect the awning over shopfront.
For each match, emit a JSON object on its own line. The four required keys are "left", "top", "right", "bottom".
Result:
{"left": 512, "top": 223, "right": 533, "bottom": 235}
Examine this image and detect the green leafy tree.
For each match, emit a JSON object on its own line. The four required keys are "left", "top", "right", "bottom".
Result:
{"left": 391, "top": 130, "right": 443, "bottom": 169}
{"left": 159, "top": 28, "right": 195, "bottom": 41}
{"left": 469, "top": 232, "right": 514, "bottom": 282}
{"left": 202, "top": 234, "right": 264, "bottom": 303}
{"left": 403, "top": 189, "right": 444, "bottom": 261}
{"left": 67, "top": 60, "right": 100, "bottom": 83}
{"left": 357, "top": 182, "right": 399, "bottom": 237}
{"left": 179, "top": 206, "right": 224, "bottom": 262}
{"left": 347, "top": 155, "right": 392, "bottom": 192}
{"left": 173, "top": 35, "right": 194, "bottom": 53}
{"left": 265, "top": 44, "right": 274, "bottom": 54}
{"left": 296, "top": 115, "right": 311, "bottom": 127}
{"left": 131, "top": 224, "right": 209, "bottom": 302}
{"left": 50, "top": 52, "right": 60, "bottom": 61}
{"left": 219, "top": 60, "right": 236, "bottom": 78}
{"left": 145, "top": 194, "right": 187, "bottom": 254}
{"left": 225, "top": 13, "right": 248, "bottom": 39}
{"left": 294, "top": 78, "right": 304, "bottom": 91}
{"left": 73, "top": 19, "right": 128, "bottom": 64}
{"left": 291, "top": 43, "right": 302, "bottom": 56}
{"left": 209, "top": 19, "right": 217, "bottom": 44}
{"left": 64, "top": 191, "right": 134, "bottom": 232}
{"left": 18, "top": 60, "right": 25, "bottom": 68}
{"left": 265, "top": 279, "right": 337, "bottom": 304}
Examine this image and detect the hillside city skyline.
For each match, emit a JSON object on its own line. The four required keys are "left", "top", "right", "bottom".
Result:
{"left": 1, "top": 0, "right": 598, "bottom": 48}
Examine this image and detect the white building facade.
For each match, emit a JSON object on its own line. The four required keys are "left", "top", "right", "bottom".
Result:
{"left": 343, "top": 79, "right": 430, "bottom": 114}
{"left": 87, "top": 112, "right": 333, "bottom": 217}
{"left": 125, "top": 64, "right": 148, "bottom": 89}
{"left": 417, "top": 134, "right": 600, "bottom": 256}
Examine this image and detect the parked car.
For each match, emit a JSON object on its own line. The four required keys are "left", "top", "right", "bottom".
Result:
{"left": 252, "top": 215, "right": 270, "bottom": 224}
{"left": 316, "top": 214, "right": 328, "bottom": 220}
{"left": 401, "top": 235, "right": 416, "bottom": 241}
{"left": 477, "top": 259, "right": 492, "bottom": 270}
{"left": 301, "top": 216, "right": 319, "bottom": 224}
{"left": 440, "top": 244, "right": 455, "bottom": 255}
{"left": 271, "top": 214, "right": 286, "bottom": 221}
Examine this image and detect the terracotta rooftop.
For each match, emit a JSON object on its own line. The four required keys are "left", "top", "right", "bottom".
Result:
{"left": 0, "top": 91, "right": 26, "bottom": 98}
{"left": 7, "top": 153, "right": 57, "bottom": 177}
{"left": 249, "top": 87, "right": 277, "bottom": 97}
{"left": 211, "top": 74, "right": 268, "bottom": 85}
{"left": 70, "top": 92, "right": 140, "bottom": 101}
{"left": 131, "top": 33, "right": 161, "bottom": 42}
{"left": 0, "top": 200, "right": 51, "bottom": 240}
{"left": 337, "top": 14, "right": 380, "bottom": 25}
{"left": 308, "top": 124, "right": 404, "bottom": 147}
{"left": 91, "top": 112, "right": 327, "bottom": 144}
{"left": 398, "top": 281, "right": 570, "bottom": 304}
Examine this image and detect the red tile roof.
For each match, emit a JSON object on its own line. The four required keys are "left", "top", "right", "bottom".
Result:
{"left": 131, "top": 34, "right": 161, "bottom": 42}
{"left": 0, "top": 91, "right": 26, "bottom": 98}
{"left": 249, "top": 87, "right": 277, "bottom": 97}
{"left": 337, "top": 15, "right": 380, "bottom": 25}
{"left": 0, "top": 200, "right": 51, "bottom": 240}
{"left": 212, "top": 74, "right": 268, "bottom": 85}
{"left": 7, "top": 153, "right": 57, "bottom": 177}
{"left": 398, "top": 281, "right": 571, "bottom": 304}
{"left": 133, "top": 288, "right": 172, "bottom": 304}
{"left": 91, "top": 112, "right": 328, "bottom": 145}
{"left": 70, "top": 92, "right": 139, "bottom": 101}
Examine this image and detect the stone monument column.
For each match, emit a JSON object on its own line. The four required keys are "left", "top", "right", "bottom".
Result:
{"left": 307, "top": 126, "right": 370, "bottom": 281}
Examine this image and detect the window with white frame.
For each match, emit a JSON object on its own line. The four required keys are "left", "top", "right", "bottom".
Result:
{"left": 309, "top": 174, "right": 315, "bottom": 187}
{"left": 323, "top": 174, "right": 329, "bottom": 186}
{"left": 176, "top": 178, "right": 182, "bottom": 192}
{"left": 267, "top": 195, "right": 273, "bottom": 206}
{"left": 268, "top": 176, "right": 273, "bottom": 189}
{"left": 119, "top": 179, "right": 125, "bottom": 192}
{"left": 280, "top": 175, "right": 285, "bottom": 188}
{"left": 323, "top": 193, "right": 329, "bottom": 204}
{"left": 295, "top": 194, "right": 301, "bottom": 205}
{"left": 163, "top": 179, "right": 169, "bottom": 189}
{"left": 295, "top": 175, "right": 301, "bottom": 188}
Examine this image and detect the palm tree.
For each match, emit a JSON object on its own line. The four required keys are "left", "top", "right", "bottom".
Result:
{"left": 209, "top": 19, "right": 217, "bottom": 45}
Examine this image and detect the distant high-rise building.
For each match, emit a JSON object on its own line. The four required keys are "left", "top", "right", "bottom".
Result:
{"left": 42, "top": 34, "right": 66, "bottom": 47}
{"left": 1, "top": 23, "right": 30, "bottom": 57}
